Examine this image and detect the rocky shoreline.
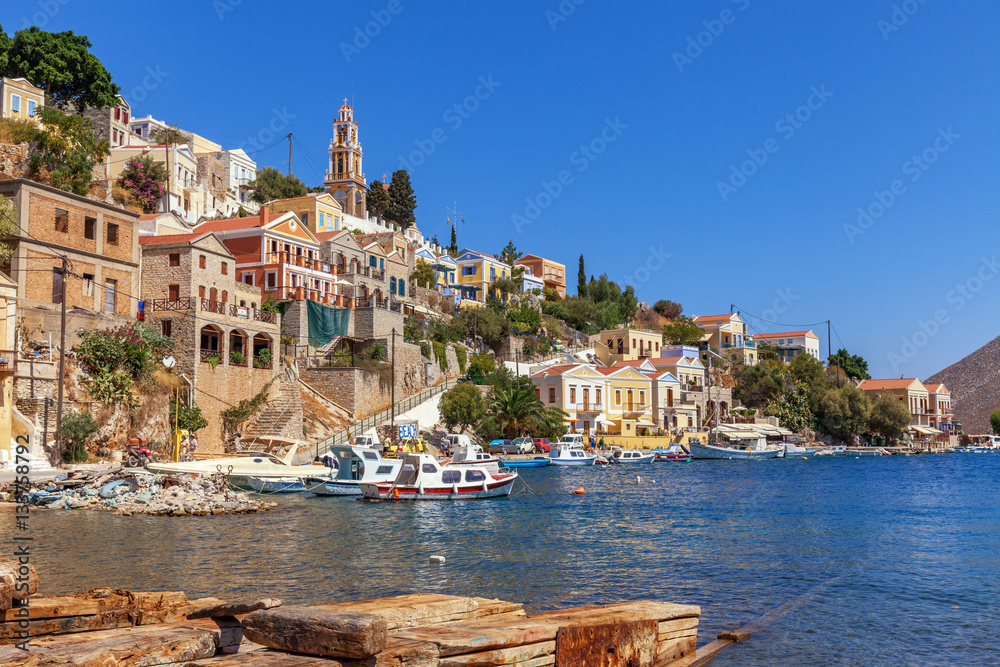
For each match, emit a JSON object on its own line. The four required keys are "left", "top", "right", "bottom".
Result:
{"left": 2, "top": 469, "right": 274, "bottom": 516}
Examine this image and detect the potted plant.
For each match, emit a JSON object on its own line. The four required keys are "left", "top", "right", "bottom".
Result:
{"left": 230, "top": 350, "right": 245, "bottom": 365}
{"left": 254, "top": 348, "right": 272, "bottom": 368}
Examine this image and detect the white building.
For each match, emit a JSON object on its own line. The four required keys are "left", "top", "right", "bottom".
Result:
{"left": 211, "top": 148, "right": 258, "bottom": 214}
{"left": 752, "top": 330, "right": 821, "bottom": 363}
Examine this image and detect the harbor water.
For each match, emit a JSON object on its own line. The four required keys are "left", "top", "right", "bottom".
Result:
{"left": 15, "top": 453, "right": 1000, "bottom": 665}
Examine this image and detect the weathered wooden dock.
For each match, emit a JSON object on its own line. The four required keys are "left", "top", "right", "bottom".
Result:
{"left": 0, "top": 559, "right": 706, "bottom": 666}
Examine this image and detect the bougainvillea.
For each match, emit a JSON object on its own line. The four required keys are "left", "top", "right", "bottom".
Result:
{"left": 116, "top": 156, "right": 168, "bottom": 213}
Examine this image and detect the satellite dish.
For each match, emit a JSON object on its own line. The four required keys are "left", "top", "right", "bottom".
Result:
{"left": 162, "top": 356, "right": 176, "bottom": 368}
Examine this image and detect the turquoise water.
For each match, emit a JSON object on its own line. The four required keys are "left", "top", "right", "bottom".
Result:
{"left": 19, "top": 454, "right": 1000, "bottom": 665}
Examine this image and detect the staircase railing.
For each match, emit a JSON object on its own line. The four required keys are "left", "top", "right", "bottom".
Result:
{"left": 313, "top": 380, "right": 452, "bottom": 458}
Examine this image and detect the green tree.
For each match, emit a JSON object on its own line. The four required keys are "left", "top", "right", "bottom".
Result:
{"left": 438, "top": 382, "right": 485, "bottom": 432}
{"left": 410, "top": 259, "right": 436, "bottom": 288}
{"left": 577, "top": 255, "right": 587, "bottom": 297}
{"left": 662, "top": 316, "right": 704, "bottom": 346}
{"left": 170, "top": 403, "right": 209, "bottom": 433}
{"left": 764, "top": 381, "right": 814, "bottom": 432}
{"left": 508, "top": 301, "right": 541, "bottom": 334}
{"left": 58, "top": 410, "right": 98, "bottom": 463}
{"left": 449, "top": 225, "right": 458, "bottom": 255}
{"left": 593, "top": 301, "right": 622, "bottom": 331}
{"left": 0, "top": 195, "right": 18, "bottom": 263}
{"left": 867, "top": 393, "right": 912, "bottom": 441}
{"left": 734, "top": 364, "right": 784, "bottom": 410}
{"left": 498, "top": 240, "right": 520, "bottom": 266}
{"left": 816, "top": 384, "right": 871, "bottom": 440}
{"left": 366, "top": 180, "right": 390, "bottom": 220}
{"left": 386, "top": 169, "right": 416, "bottom": 230}
{"left": 652, "top": 300, "right": 682, "bottom": 319}
{"left": 788, "top": 352, "right": 826, "bottom": 389}
{"left": 249, "top": 166, "right": 308, "bottom": 205}
{"left": 828, "top": 348, "right": 871, "bottom": 380}
{"left": 466, "top": 354, "right": 496, "bottom": 381}
{"left": 486, "top": 384, "right": 547, "bottom": 439}
{"left": 452, "top": 307, "right": 509, "bottom": 351}
{"left": 991, "top": 409, "right": 1000, "bottom": 435}
{"left": 149, "top": 124, "right": 189, "bottom": 145}
{"left": 618, "top": 285, "right": 638, "bottom": 324}
{"left": 3, "top": 27, "right": 119, "bottom": 111}
{"left": 27, "top": 107, "right": 109, "bottom": 195}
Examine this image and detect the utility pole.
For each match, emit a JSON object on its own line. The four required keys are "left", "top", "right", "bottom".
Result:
{"left": 287, "top": 133, "right": 293, "bottom": 176}
{"left": 55, "top": 256, "right": 68, "bottom": 466}
{"left": 828, "top": 320, "right": 839, "bottom": 387}
{"left": 390, "top": 328, "right": 396, "bottom": 433}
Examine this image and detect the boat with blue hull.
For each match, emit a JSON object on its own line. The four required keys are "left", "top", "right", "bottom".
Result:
{"left": 501, "top": 457, "right": 550, "bottom": 468}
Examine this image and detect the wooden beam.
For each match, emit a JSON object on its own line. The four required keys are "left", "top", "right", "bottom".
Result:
{"left": 242, "top": 606, "right": 388, "bottom": 659}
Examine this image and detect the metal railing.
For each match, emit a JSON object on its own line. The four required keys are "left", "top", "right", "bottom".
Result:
{"left": 151, "top": 297, "right": 192, "bottom": 312}
{"left": 313, "top": 380, "right": 452, "bottom": 458}
{"left": 200, "top": 348, "right": 222, "bottom": 363}
{"left": 0, "top": 350, "right": 17, "bottom": 373}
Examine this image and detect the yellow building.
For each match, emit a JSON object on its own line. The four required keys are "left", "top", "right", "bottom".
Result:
{"left": 693, "top": 313, "right": 757, "bottom": 365}
{"left": 266, "top": 193, "right": 344, "bottom": 235}
{"left": 0, "top": 272, "right": 18, "bottom": 464}
{"left": 0, "top": 77, "right": 43, "bottom": 125}
{"left": 108, "top": 143, "right": 202, "bottom": 222}
{"left": 597, "top": 366, "right": 655, "bottom": 435}
{"left": 595, "top": 328, "right": 663, "bottom": 366}
{"left": 532, "top": 363, "right": 608, "bottom": 436}
{"left": 515, "top": 254, "right": 566, "bottom": 297}
{"left": 454, "top": 248, "right": 512, "bottom": 306}
{"left": 857, "top": 378, "right": 932, "bottom": 429}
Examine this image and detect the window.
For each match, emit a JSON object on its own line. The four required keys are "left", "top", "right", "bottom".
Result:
{"left": 399, "top": 280, "right": 405, "bottom": 297}
{"left": 596, "top": 388, "right": 601, "bottom": 404}
{"left": 421, "top": 463, "right": 437, "bottom": 473}
{"left": 301, "top": 212, "right": 309, "bottom": 226}
{"left": 380, "top": 258, "right": 384, "bottom": 270}
{"left": 114, "top": 107, "right": 120, "bottom": 121}
{"left": 616, "top": 390, "right": 622, "bottom": 406}
{"left": 198, "top": 285, "right": 205, "bottom": 299}
{"left": 82, "top": 216, "right": 97, "bottom": 239}
{"left": 266, "top": 272, "right": 277, "bottom": 289}
{"left": 221, "top": 262, "right": 228, "bottom": 275}
{"left": 442, "top": 470, "right": 461, "bottom": 484}
{"left": 10, "top": 94, "right": 20, "bottom": 114}
{"left": 242, "top": 272, "right": 254, "bottom": 286}
{"left": 570, "top": 387, "right": 576, "bottom": 404}
{"left": 462, "top": 265, "right": 475, "bottom": 276}
{"left": 168, "top": 253, "right": 180, "bottom": 267}
{"left": 390, "top": 277, "right": 397, "bottom": 294}
{"left": 548, "top": 388, "right": 556, "bottom": 404}
{"left": 490, "top": 267, "right": 496, "bottom": 281}
{"left": 27, "top": 99, "right": 37, "bottom": 117}
{"left": 199, "top": 255, "right": 206, "bottom": 269}
{"left": 376, "top": 465, "right": 393, "bottom": 475}
{"left": 104, "top": 279, "right": 117, "bottom": 314}
{"left": 221, "top": 290, "right": 228, "bottom": 303}
{"left": 162, "top": 319, "right": 172, "bottom": 337}
{"left": 54, "top": 209, "right": 69, "bottom": 233}
{"left": 369, "top": 256, "right": 376, "bottom": 268}
{"left": 168, "top": 284, "right": 179, "bottom": 300}
{"left": 639, "top": 391, "right": 645, "bottom": 406}
{"left": 107, "top": 223, "right": 119, "bottom": 245}
{"left": 464, "top": 469, "right": 485, "bottom": 482}
{"left": 82, "top": 273, "right": 94, "bottom": 297}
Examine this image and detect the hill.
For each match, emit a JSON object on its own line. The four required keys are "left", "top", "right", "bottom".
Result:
{"left": 926, "top": 334, "right": 1000, "bottom": 434}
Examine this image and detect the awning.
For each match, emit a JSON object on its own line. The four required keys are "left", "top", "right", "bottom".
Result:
{"left": 634, "top": 421, "right": 658, "bottom": 428}
{"left": 596, "top": 417, "right": 616, "bottom": 427}
{"left": 909, "top": 425, "right": 935, "bottom": 435}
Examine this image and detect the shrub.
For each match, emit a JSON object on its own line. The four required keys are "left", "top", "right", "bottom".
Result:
{"left": 420, "top": 342, "right": 432, "bottom": 360}
{"left": 365, "top": 341, "right": 387, "bottom": 360}
{"left": 261, "top": 296, "right": 280, "bottom": 314}
{"left": 58, "top": 411, "right": 98, "bottom": 463}
{"left": 116, "top": 156, "right": 168, "bottom": 213}
{"left": 456, "top": 346, "right": 467, "bottom": 373}
{"left": 433, "top": 341, "right": 448, "bottom": 372}
{"left": 230, "top": 351, "right": 245, "bottom": 365}
{"left": 467, "top": 354, "right": 495, "bottom": 382}
{"left": 170, "top": 403, "right": 208, "bottom": 433}
{"left": 254, "top": 348, "right": 272, "bottom": 368}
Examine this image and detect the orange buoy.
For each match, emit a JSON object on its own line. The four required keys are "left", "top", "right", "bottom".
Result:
{"left": 573, "top": 487, "right": 586, "bottom": 495}
{"left": 392, "top": 488, "right": 400, "bottom": 499}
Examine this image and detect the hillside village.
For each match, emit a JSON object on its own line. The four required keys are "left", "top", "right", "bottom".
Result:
{"left": 0, "top": 28, "right": 986, "bottom": 469}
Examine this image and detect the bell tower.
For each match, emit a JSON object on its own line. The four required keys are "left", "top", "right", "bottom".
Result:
{"left": 324, "top": 100, "right": 366, "bottom": 217}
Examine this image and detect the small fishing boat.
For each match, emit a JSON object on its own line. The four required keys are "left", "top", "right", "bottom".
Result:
{"left": 443, "top": 442, "right": 502, "bottom": 475}
{"left": 500, "top": 456, "right": 550, "bottom": 468}
{"left": 549, "top": 435, "right": 597, "bottom": 466}
{"left": 688, "top": 438, "right": 783, "bottom": 460}
{"left": 611, "top": 447, "right": 655, "bottom": 464}
{"left": 146, "top": 444, "right": 335, "bottom": 489}
{"left": 309, "top": 445, "right": 403, "bottom": 496}
{"left": 359, "top": 453, "right": 517, "bottom": 500}
{"left": 783, "top": 441, "right": 821, "bottom": 457}
{"left": 247, "top": 476, "right": 317, "bottom": 494}
{"left": 651, "top": 444, "right": 691, "bottom": 462}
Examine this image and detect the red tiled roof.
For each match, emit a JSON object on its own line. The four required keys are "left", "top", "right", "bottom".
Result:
{"left": 315, "top": 230, "right": 348, "bottom": 242}
{"left": 693, "top": 314, "right": 737, "bottom": 322}
{"left": 753, "top": 330, "right": 818, "bottom": 339}
{"left": 531, "top": 364, "right": 579, "bottom": 377}
{"left": 194, "top": 217, "right": 267, "bottom": 233}
{"left": 857, "top": 379, "right": 922, "bottom": 391}
{"left": 924, "top": 383, "right": 947, "bottom": 394}
{"left": 610, "top": 360, "right": 648, "bottom": 369}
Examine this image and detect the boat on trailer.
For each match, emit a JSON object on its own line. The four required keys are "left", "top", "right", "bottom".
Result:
{"left": 308, "top": 445, "right": 404, "bottom": 496}
{"left": 360, "top": 453, "right": 518, "bottom": 500}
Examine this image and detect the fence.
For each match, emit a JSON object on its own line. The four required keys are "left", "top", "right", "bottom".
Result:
{"left": 313, "top": 379, "right": 453, "bottom": 458}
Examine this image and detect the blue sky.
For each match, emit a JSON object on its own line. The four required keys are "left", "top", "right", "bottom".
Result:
{"left": 8, "top": 1, "right": 998, "bottom": 379}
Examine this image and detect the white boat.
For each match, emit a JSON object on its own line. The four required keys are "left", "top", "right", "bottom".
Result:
{"left": 549, "top": 436, "right": 597, "bottom": 466}
{"left": 688, "top": 439, "right": 783, "bottom": 460}
{"left": 783, "top": 441, "right": 821, "bottom": 457}
{"left": 309, "top": 445, "right": 403, "bottom": 496}
{"left": 443, "top": 442, "right": 502, "bottom": 475}
{"left": 246, "top": 476, "right": 323, "bottom": 494}
{"left": 146, "top": 444, "right": 334, "bottom": 488}
{"left": 611, "top": 447, "right": 655, "bottom": 464}
{"left": 359, "top": 453, "right": 517, "bottom": 500}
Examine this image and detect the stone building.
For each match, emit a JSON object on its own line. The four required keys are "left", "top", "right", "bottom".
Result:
{"left": 0, "top": 178, "right": 140, "bottom": 320}
{"left": 317, "top": 230, "right": 387, "bottom": 308}
{"left": 139, "top": 232, "right": 281, "bottom": 451}
{"left": 355, "top": 232, "right": 411, "bottom": 306}
{"left": 81, "top": 95, "right": 147, "bottom": 148}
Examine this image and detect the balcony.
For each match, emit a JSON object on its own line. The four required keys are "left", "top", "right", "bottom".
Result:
{"left": 265, "top": 252, "right": 334, "bottom": 275}
{"left": 151, "top": 297, "right": 192, "bottom": 312}
{"left": 571, "top": 402, "right": 602, "bottom": 413}
{"left": 253, "top": 354, "right": 272, "bottom": 370}
{"left": 201, "top": 299, "right": 226, "bottom": 315}
{"left": 621, "top": 403, "right": 648, "bottom": 414}
{"left": 229, "top": 303, "right": 251, "bottom": 319}
{"left": 254, "top": 309, "right": 277, "bottom": 324}
{"left": 680, "top": 392, "right": 699, "bottom": 404}
{"left": 0, "top": 351, "right": 17, "bottom": 373}
{"left": 200, "top": 348, "right": 222, "bottom": 363}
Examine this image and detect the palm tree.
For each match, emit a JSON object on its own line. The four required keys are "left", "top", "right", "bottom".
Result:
{"left": 489, "top": 385, "right": 547, "bottom": 438}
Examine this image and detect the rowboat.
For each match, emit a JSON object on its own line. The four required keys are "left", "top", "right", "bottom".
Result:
{"left": 651, "top": 444, "right": 691, "bottom": 462}
{"left": 246, "top": 476, "right": 318, "bottom": 494}
{"left": 360, "top": 453, "right": 518, "bottom": 500}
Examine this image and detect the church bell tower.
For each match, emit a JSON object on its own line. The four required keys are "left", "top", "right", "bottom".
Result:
{"left": 324, "top": 100, "right": 366, "bottom": 216}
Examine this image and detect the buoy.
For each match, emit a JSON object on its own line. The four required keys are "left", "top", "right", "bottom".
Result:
{"left": 573, "top": 487, "right": 586, "bottom": 495}
{"left": 429, "top": 555, "right": 445, "bottom": 564}
{"left": 636, "top": 476, "right": 641, "bottom": 483}
{"left": 392, "top": 488, "right": 400, "bottom": 499}
{"left": 802, "top": 457, "right": 808, "bottom": 460}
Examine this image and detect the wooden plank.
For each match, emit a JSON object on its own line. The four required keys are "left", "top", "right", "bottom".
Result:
{"left": 717, "top": 629, "right": 752, "bottom": 642}
{"left": 530, "top": 601, "right": 700, "bottom": 625}
{"left": 242, "top": 606, "right": 388, "bottom": 659}
{"left": 687, "top": 639, "right": 734, "bottom": 667}
{"left": 0, "top": 619, "right": 223, "bottom": 666}
{"left": 554, "top": 619, "right": 657, "bottom": 666}
{"left": 0, "top": 560, "right": 39, "bottom": 611}
{"left": 653, "top": 635, "right": 698, "bottom": 667}
{"left": 393, "top": 618, "right": 562, "bottom": 657}
{"left": 0, "top": 596, "right": 100, "bottom": 621}
{"left": 188, "top": 598, "right": 282, "bottom": 619}
{"left": 438, "top": 640, "right": 555, "bottom": 666}
{"left": 657, "top": 617, "right": 699, "bottom": 637}
{"left": 317, "top": 594, "right": 523, "bottom": 631}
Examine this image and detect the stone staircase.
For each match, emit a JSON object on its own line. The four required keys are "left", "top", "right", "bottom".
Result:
{"left": 245, "top": 378, "right": 304, "bottom": 441}
{"left": 15, "top": 397, "right": 61, "bottom": 433}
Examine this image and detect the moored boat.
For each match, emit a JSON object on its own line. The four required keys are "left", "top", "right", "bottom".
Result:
{"left": 246, "top": 476, "right": 319, "bottom": 494}
{"left": 611, "top": 447, "right": 655, "bottom": 464}
{"left": 146, "top": 444, "right": 335, "bottom": 489}
{"left": 443, "top": 442, "right": 502, "bottom": 475}
{"left": 309, "top": 445, "right": 403, "bottom": 496}
{"left": 688, "top": 439, "right": 783, "bottom": 460}
{"left": 500, "top": 456, "right": 550, "bottom": 468}
{"left": 651, "top": 444, "right": 691, "bottom": 462}
{"left": 360, "top": 453, "right": 517, "bottom": 500}
{"left": 549, "top": 439, "right": 597, "bottom": 466}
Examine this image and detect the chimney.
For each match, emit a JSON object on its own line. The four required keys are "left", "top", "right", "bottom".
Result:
{"left": 259, "top": 206, "right": 268, "bottom": 225}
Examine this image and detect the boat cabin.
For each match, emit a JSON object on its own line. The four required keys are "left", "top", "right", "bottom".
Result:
{"left": 327, "top": 445, "right": 398, "bottom": 481}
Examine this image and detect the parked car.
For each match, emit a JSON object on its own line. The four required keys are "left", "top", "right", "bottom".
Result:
{"left": 509, "top": 437, "right": 535, "bottom": 454}
{"left": 532, "top": 437, "right": 552, "bottom": 453}
{"left": 488, "top": 439, "right": 512, "bottom": 454}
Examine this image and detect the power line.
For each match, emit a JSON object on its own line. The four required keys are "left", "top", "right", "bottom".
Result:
{"left": 731, "top": 304, "right": 829, "bottom": 329}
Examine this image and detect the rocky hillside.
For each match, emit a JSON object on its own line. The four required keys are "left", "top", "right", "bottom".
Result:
{"left": 926, "top": 334, "right": 1000, "bottom": 434}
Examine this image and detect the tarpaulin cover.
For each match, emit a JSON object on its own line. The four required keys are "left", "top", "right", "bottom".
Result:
{"left": 306, "top": 300, "right": 350, "bottom": 347}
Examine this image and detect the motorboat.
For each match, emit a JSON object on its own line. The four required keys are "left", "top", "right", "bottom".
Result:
{"left": 651, "top": 444, "right": 691, "bottom": 462}
{"left": 500, "top": 456, "right": 550, "bottom": 468}
{"left": 611, "top": 447, "right": 654, "bottom": 464}
{"left": 783, "top": 441, "right": 822, "bottom": 457}
{"left": 549, "top": 438, "right": 597, "bottom": 466}
{"left": 308, "top": 445, "right": 404, "bottom": 496}
{"left": 146, "top": 444, "right": 335, "bottom": 488}
{"left": 359, "top": 453, "right": 518, "bottom": 500}
{"left": 246, "top": 476, "right": 322, "bottom": 494}
{"left": 687, "top": 438, "right": 783, "bottom": 460}
{"left": 443, "top": 442, "right": 502, "bottom": 475}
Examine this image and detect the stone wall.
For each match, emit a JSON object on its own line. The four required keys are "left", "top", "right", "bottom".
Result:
{"left": 0, "top": 143, "right": 29, "bottom": 178}
{"left": 410, "top": 285, "right": 455, "bottom": 316}
{"left": 281, "top": 300, "right": 310, "bottom": 344}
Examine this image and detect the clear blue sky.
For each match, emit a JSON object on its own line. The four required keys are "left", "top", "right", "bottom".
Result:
{"left": 10, "top": 1, "right": 998, "bottom": 379}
